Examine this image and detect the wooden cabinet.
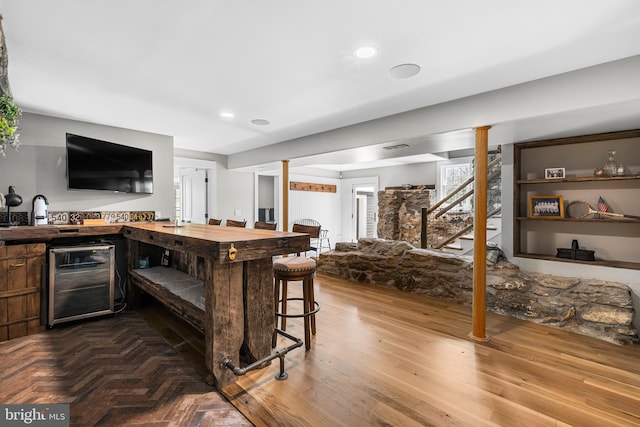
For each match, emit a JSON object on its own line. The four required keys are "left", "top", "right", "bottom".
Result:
{"left": 514, "top": 129, "right": 640, "bottom": 269}
{"left": 0, "top": 243, "right": 46, "bottom": 341}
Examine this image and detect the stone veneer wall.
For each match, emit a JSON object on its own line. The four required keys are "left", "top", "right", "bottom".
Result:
{"left": 317, "top": 238, "right": 638, "bottom": 345}
{"left": 377, "top": 187, "right": 433, "bottom": 247}
{"left": 378, "top": 151, "right": 502, "bottom": 249}
{"left": 377, "top": 188, "right": 475, "bottom": 249}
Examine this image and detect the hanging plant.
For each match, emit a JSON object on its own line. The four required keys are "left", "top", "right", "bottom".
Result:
{"left": 0, "top": 94, "right": 20, "bottom": 156}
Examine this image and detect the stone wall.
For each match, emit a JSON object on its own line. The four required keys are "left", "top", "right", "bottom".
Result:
{"left": 377, "top": 151, "right": 502, "bottom": 249}
{"left": 317, "top": 238, "right": 638, "bottom": 345}
{"left": 377, "top": 187, "right": 435, "bottom": 247}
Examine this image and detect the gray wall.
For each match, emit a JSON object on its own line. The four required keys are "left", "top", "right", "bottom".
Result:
{"left": 258, "top": 175, "right": 274, "bottom": 208}
{"left": 0, "top": 112, "right": 174, "bottom": 216}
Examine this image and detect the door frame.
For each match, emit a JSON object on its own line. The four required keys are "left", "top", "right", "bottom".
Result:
{"left": 254, "top": 171, "right": 280, "bottom": 229}
{"left": 180, "top": 168, "right": 208, "bottom": 224}
{"left": 174, "top": 157, "right": 217, "bottom": 223}
{"left": 341, "top": 177, "right": 379, "bottom": 242}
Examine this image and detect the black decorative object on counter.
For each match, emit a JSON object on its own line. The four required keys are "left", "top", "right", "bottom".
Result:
{"left": 0, "top": 185, "right": 22, "bottom": 227}
{"left": 556, "top": 239, "right": 595, "bottom": 261}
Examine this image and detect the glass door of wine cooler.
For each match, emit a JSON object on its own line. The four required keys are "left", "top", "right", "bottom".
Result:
{"left": 48, "top": 245, "right": 115, "bottom": 326}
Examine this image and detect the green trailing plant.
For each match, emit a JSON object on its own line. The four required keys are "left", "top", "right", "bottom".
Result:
{"left": 0, "top": 94, "right": 21, "bottom": 156}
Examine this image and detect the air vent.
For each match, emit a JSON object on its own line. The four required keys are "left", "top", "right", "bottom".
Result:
{"left": 382, "top": 143, "right": 410, "bottom": 150}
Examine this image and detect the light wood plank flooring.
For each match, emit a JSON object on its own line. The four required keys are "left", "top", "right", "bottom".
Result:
{"left": 218, "top": 273, "right": 640, "bottom": 426}
{"left": 3, "top": 273, "right": 638, "bottom": 426}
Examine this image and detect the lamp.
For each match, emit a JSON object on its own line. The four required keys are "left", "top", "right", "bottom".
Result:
{"left": 1, "top": 185, "right": 22, "bottom": 227}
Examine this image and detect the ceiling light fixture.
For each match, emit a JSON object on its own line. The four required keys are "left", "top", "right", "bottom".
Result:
{"left": 354, "top": 46, "right": 377, "bottom": 59}
{"left": 220, "top": 111, "right": 235, "bottom": 119}
{"left": 251, "top": 119, "right": 270, "bottom": 126}
{"left": 389, "top": 63, "right": 421, "bottom": 79}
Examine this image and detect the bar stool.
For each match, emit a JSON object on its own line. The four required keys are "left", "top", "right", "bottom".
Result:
{"left": 272, "top": 256, "right": 320, "bottom": 351}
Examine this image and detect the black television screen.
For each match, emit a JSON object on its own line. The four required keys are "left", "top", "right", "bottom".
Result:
{"left": 66, "top": 133, "right": 153, "bottom": 194}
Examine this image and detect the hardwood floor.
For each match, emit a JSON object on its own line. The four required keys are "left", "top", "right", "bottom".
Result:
{"left": 2, "top": 273, "right": 639, "bottom": 426}
{"left": 219, "top": 274, "right": 640, "bottom": 427}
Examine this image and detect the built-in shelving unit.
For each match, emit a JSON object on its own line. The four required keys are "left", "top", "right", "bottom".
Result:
{"left": 514, "top": 129, "right": 640, "bottom": 270}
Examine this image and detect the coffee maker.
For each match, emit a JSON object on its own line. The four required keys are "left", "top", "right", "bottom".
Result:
{"left": 32, "top": 194, "right": 49, "bottom": 226}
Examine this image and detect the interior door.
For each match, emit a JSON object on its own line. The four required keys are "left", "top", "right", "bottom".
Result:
{"left": 180, "top": 168, "right": 208, "bottom": 224}
{"left": 351, "top": 183, "right": 378, "bottom": 241}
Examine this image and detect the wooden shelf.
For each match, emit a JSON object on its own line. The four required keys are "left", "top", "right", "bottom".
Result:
{"left": 513, "top": 129, "right": 640, "bottom": 270}
{"left": 515, "top": 252, "right": 640, "bottom": 270}
{"left": 517, "top": 175, "right": 640, "bottom": 185}
{"left": 516, "top": 217, "right": 639, "bottom": 223}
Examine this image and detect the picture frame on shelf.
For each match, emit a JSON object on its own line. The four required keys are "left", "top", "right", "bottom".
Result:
{"left": 545, "top": 167, "right": 565, "bottom": 179}
{"left": 529, "top": 195, "right": 564, "bottom": 218}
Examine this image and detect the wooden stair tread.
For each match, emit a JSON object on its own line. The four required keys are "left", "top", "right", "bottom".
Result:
{"left": 444, "top": 244, "right": 463, "bottom": 250}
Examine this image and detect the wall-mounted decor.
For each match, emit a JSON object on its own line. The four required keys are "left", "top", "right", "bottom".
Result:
{"left": 48, "top": 210, "right": 156, "bottom": 225}
{"left": 529, "top": 195, "right": 564, "bottom": 218}
{"left": 290, "top": 181, "right": 336, "bottom": 193}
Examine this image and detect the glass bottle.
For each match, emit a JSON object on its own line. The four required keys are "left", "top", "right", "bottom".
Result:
{"left": 603, "top": 150, "right": 618, "bottom": 177}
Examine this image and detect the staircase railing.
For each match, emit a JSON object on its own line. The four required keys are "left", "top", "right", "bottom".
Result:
{"left": 421, "top": 152, "right": 502, "bottom": 249}
{"left": 431, "top": 206, "right": 501, "bottom": 249}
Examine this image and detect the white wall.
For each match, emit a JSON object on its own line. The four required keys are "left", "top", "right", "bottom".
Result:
{"left": 0, "top": 112, "right": 174, "bottom": 216}
{"left": 216, "top": 168, "right": 255, "bottom": 224}
{"left": 342, "top": 162, "right": 438, "bottom": 189}
{"left": 287, "top": 173, "right": 342, "bottom": 243}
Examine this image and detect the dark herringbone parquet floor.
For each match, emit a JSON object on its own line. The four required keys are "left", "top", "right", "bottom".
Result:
{"left": 0, "top": 312, "right": 251, "bottom": 426}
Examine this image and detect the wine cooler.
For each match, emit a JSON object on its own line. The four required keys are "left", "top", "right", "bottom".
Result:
{"left": 48, "top": 244, "right": 115, "bottom": 326}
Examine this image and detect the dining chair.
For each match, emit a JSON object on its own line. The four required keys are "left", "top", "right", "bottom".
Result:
{"left": 208, "top": 218, "right": 222, "bottom": 225}
{"left": 254, "top": 221, "right": 277, "bottom": 230}
{"left": 226, "top": 219, "right": 247, "bottom": 227}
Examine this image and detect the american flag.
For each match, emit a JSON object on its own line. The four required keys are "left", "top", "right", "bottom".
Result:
{"left": 598, "top": 196, "right": 609, "bottom": 213}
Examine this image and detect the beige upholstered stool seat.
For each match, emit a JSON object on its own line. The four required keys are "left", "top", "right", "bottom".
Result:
{"left": 273, "top": 256, "right": 317, "bottom": 273}
{"left": 273, "top": 256, "right": 319, "bottom": 351}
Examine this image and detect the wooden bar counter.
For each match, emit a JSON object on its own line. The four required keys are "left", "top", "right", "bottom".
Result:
{"left": 0, "top": 222, "right": 309, "bottom": 388}
{"left": 123, "top": 222, "right": 309, "bottom": 387}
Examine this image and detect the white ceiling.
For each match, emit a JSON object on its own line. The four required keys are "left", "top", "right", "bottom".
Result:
{"left": 1, "top": 0, "right": 640, "bottom": 170}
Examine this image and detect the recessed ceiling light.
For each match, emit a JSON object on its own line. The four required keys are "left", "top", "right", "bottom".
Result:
{"left": 389, "top": 63, "right": 421, "bottom": 79}
{"left": 220, "top": 111, "right": 235, "bottom": 119}
{"left": 354, "top": 46, "right": 377, "bottom": 59}
{"left": 251, "top": 119, "right": 270, "bottom": 126}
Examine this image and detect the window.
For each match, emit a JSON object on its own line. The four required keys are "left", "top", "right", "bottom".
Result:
{"left": 437, "top": 158, "right": 472, "bottom": 211}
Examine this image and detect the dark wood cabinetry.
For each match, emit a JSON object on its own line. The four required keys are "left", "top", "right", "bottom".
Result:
{"left": 0, "top": 243, "right": 46, "bottom": 341}
{"left": 514, "top": 129, "right": 640, "bottom": 269}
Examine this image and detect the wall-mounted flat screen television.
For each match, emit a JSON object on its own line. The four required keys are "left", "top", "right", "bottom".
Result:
{"left": 66, "top": 133, "right": 154, "bottom": 194}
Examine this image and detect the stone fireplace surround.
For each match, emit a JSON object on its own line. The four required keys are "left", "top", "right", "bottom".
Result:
{"left": 317, "top": 238, "right": 638, "bottom": 345}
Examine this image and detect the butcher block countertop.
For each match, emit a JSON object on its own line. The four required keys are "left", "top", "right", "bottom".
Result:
{"left": 0, "top": 223, "right": 125, "bottom": 241}
{"left": 123, "top": 222, "right": 310, "bottom": 263}
{"left": 0, "top": 222, "right": 310, "bottom": 263}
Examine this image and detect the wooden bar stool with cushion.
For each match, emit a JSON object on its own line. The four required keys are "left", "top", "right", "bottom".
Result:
{"left": 272, "top": 256, "right": 320, "bottom": 351}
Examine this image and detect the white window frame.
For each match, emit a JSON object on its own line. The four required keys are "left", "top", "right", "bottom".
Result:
{"left": 436, "top": 157, "right": 473, "bottom": 212}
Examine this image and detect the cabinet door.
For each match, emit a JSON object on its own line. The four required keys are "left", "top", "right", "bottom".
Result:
{"left": 8, "top": 294, "right": 28, "bottom": 339}
{"left": 0, "top": 243, "right": 46, "bottom": 341}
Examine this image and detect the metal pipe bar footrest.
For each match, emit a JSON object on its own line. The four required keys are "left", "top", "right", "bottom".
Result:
{"left": 221, "top": 328, "right": 303, "bottom": 381}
